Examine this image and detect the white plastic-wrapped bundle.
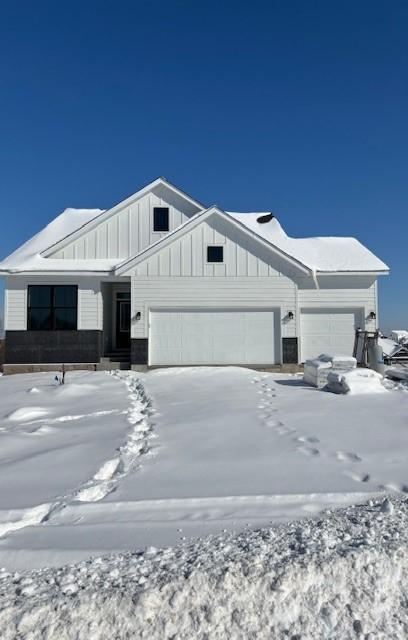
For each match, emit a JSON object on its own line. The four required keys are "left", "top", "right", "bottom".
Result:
{"left": 303, "top": 358, "right": 332, "bottom": 388}
{"left": 331, "top": 356, "right": 357, "bottom": 370}
{"left": 304, "top": 354, "right": 357, "bottom": 388}
{"left": 326, "top": 368, "right": 386, "bottom": 394}
{"left": 317, "top": 354, "right": 357, "bottom": 370}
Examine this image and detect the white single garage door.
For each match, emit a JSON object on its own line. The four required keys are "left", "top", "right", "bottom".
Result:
{"left": 149, "top": 309, "right": 276, "bottom": 365}
{"left": 300, "top": 308, "right": 362, "bottom": 362}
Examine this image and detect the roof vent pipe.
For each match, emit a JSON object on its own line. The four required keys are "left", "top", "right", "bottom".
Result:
{"left": 256, "top": 213, "right": 274, "bottom": 224}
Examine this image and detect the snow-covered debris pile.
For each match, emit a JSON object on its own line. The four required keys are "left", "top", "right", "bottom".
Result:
{"left": 386, "top": 366, "right": 408, "bottom": 382}
{"left": 1, "top": 496, "right": 408, "bottom": 639}
{"left": 327, "top": 368, "right": 386, "bottom": 395}
{"left": 304, "top": 354, "right": 356, "bottom": 388}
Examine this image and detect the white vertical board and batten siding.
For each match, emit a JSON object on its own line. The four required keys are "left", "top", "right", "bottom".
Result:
{"left": 51, "top": 192, "right": 195, "bottom": 261}
{"left": 133, "top": 219, "right": 286, "bottom": 278}
{"left": 4, "top": 275, "right": 103, "bottom": 331}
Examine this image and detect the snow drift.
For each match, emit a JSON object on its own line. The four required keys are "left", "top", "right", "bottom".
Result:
{"left": 1, "top": 495, "right": 408, "bottom": 639}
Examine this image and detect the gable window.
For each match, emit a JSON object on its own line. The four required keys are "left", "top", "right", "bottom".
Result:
{"left": 153, "top": 207, "right": 169, "bottom": 232}
{"left": 207, "top": 246, "right": 224, "bottom": 263}
{"left": 28, "top": 285, "right": 78, "bottom": 330}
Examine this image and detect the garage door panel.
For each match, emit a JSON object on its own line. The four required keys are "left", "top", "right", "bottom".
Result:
{"left": 149, "top": 309, "right": 275, "bottom": 365}
{"left": 301, "top": 308, "right": 361, "bottom": 362}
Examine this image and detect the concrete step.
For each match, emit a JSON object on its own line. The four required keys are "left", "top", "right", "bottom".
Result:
{"left": 101, "top": 354, "right": 130, "bottom": 364}
{"left": 97, "top": 361, "right": 130, "bottom": 371}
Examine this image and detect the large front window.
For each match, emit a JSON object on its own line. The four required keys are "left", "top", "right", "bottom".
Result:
{"left": 27, "top": 285, "right": 78, "bottom": 330}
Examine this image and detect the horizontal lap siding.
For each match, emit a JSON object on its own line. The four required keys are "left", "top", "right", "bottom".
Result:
{"left": 131, "top": 276, "right": 296, "bottom": 340}
{"left": 5, "top": 278, "right": 26, "bottom": 330}
{"left": 78, "top": 279, "right": 102, "bottom": 330}
{"left": 297, "top": 280, "right": 378, "bottom": 331}
{"left": 4, "top": 276, "right": 102, "bottom": 331}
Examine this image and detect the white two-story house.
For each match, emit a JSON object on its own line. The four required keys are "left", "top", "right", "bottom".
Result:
{"left": 0, "top": 178, "right": 389, "bottom": 371}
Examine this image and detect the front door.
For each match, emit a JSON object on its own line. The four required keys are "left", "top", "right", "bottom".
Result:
{"left": 115, "top": 293, "right": 131, "bottom": 349}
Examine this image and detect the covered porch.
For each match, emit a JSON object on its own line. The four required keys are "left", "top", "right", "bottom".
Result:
{"left": 101, "top": 281, "right": 131, "bottom": 367}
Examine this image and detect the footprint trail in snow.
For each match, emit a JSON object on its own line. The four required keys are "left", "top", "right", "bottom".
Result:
{"left": 0, "top": 372, "right": 155, "bottom": 538}
{"left": 253, "top": 374, "right": 406, "bottom": 493}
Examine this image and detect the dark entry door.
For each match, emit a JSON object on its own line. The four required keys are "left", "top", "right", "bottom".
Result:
{"left": 116, "top": 297, "right": 131, "bottom": 349}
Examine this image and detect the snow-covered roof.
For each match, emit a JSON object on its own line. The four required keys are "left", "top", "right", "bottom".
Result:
{"left": 0, "top": 200, "right": 389, "bottom": 275}
{"left": 379, "top": 337, "right": 408, "bottom": 358}
{"left": 0, "top": 208, "right": 118, "bottom": 273}
{"left": 227, "top": 213, "right": 389, "bottom": 273}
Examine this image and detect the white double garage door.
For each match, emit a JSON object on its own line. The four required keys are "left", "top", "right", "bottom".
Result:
{"left": 149, "top": 307, "right": 362, "bottom": 365}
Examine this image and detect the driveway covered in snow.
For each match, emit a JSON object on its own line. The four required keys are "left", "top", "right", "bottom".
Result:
{"left": 0, "top": 367, "right": 407, "bottom": 570}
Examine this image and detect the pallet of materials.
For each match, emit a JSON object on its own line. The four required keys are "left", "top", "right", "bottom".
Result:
{"left": 303, "top": 354, "right": 357, "bottom": 389}
{"left": 327, "top": 368, "right": 385, "bottom": 394}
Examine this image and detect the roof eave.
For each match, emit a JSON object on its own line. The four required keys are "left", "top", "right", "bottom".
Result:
{"left": 316, "top": 269, "right": 389, "bottom": 276}
{"left": 0, "top": 268, "right": 114, "bottom": 275}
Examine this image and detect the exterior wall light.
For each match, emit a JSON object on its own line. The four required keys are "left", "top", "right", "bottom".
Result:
{"left": 287, "top": 311, "right": 294, "bottom": 320}
{"left": 135, "top": 312, "right": 141, "bottom": 321}
{"left": 368, "top": 311, "right": 376, "bottom": 320}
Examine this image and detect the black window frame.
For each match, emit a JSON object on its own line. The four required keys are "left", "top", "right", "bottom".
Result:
{"left": 207, "top": 245, "right": 224, "bottom": 263}
{"left": 27, "top": 285, "right": 78, "bottom": 331}
{"left": 153, "top": 207, "right": 170, "bottom": 232}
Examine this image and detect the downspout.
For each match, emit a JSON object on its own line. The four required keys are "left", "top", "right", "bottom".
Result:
{"left": 311, "top": 267, "right": 319, "bottom": 289}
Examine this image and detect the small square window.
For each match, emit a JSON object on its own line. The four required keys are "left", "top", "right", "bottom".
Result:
{"left": 207, "top": 246, "right": 224, "bottom": 262}
{"left": 153, "top": 207, "right": 169, "bottom": 232}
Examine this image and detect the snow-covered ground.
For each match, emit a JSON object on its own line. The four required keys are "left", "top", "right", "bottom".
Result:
{"left": 0, "top": 366, "right": 407, "bottom": 574}
{"left": 1, "top": 495, "right": 407, "bottom": 639}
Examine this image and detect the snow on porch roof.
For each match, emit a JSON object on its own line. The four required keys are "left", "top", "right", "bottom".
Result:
{"left": 0, "top": 208, "right": 118, "bottom": 273}
{"left": 227, "top": 212, "right": 389, "bottom": 273}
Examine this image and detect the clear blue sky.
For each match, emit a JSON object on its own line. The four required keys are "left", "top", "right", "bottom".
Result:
{"left": 0, "top": 0, "right": 406, "bottom": 332}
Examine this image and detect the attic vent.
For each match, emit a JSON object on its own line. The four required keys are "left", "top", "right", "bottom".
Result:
{"left": 256, "top": 213, "right": 274, "bottom": 224}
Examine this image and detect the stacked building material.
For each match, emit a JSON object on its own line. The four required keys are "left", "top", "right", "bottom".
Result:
{"left": 303, "top": 353, "right": 357, "bottom": 389}
{"left": 303, "top": 354, "right": 357, "bottom": 389}
{"left": 327, "top": 368, "right": 385, "bottom": 394}
{"left": 303, "top": 358, "right": 332, "bottom": 388}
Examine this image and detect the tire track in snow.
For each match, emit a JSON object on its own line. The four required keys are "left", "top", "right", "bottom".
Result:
{"left": 0, "top": 372, "right": 154, "bottom": 538}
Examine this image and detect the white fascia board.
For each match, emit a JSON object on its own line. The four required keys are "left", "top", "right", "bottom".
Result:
{"left": 315, "top": 270, "right": 389, "bottom": 276}
{"left": 0, "top": 269, "right": 113, "bottom": 276}
{"left": 41, "top": 177, "right": 205, "bottom": 258}
{"left": 115, "top": 206, "right": 311, "bottom": 276}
